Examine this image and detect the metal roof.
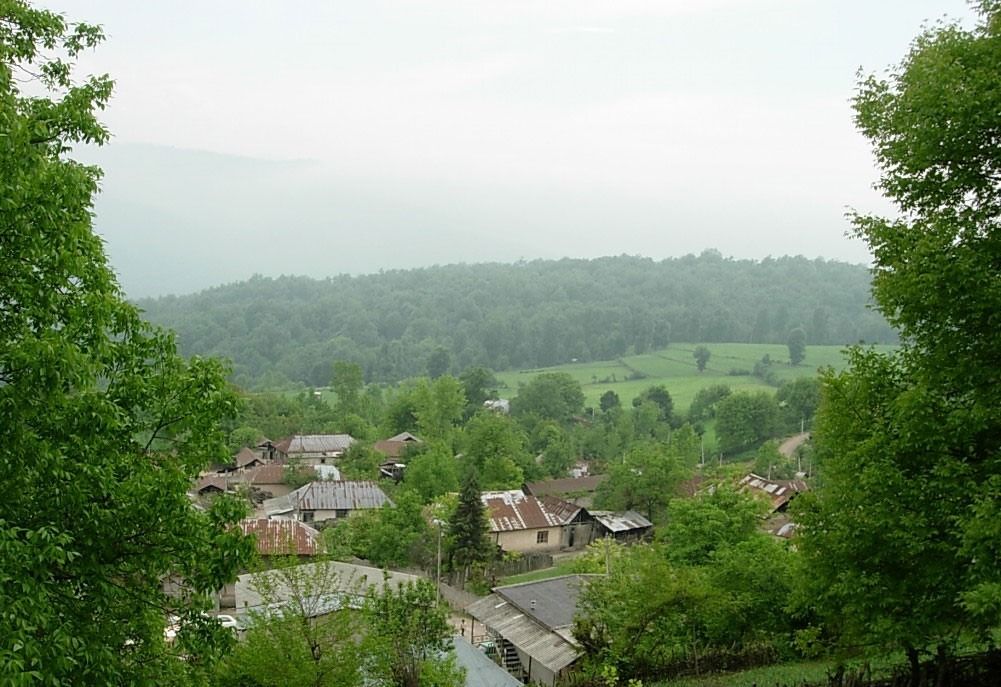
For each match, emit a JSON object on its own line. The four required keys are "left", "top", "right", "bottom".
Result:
{"left": 588, "top": 510, "right": 653, "bottom": 533}
{"left": 275, "top": 434, "right": 356, "bottom": 455}
{"left": 481, "top": 491, "right": 581, "bottom": 532}
{"left": 739, "top": 473, "right": 809, "bottom": 511}
{"left": 452, "top": 636, "right": 524, "bottom": 687}
{"left": 239, "top": 519, "right": 320, "bottom": 556}
{"left": 467, "top": 586, "right": 584, "bottom": 674}
{"left": 495, "top": 575, "right": 596, "bottom": 630}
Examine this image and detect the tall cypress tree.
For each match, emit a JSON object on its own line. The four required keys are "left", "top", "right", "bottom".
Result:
{"left": 447, "top": 469, "right": 493, "bottom": 585}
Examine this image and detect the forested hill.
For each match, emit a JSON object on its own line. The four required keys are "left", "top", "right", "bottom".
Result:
{"left": 137, "top": 253, "right": 895, "bottom": 389}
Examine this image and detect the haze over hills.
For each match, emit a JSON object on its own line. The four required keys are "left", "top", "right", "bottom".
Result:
{"left": 82, "top": 143, "right": 876, "bottom": 298}
{"left": 136, "top": 254, "right": 896, "bottom": 390}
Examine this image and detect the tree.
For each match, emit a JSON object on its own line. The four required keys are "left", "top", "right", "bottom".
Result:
{"left": 510, "top": 371, "right": 585, "bottom": 424}
{"left": 775, "top": 376, "right": 821, "bottom": 433}
{"left": 693, "top": 345, "right": 711, "bottom": 372}
{"left": 687, "top": 384, "right": 731, "bottom": 422}
{"left": 363, "top": 578, "right": 464, "bottom": 687}
{"left": 412, "top": 376, "right": 466, "bottom": 441}
{"left": 631, "top": 385, "right": 675, "bottom": 424}
{"left": 461, "top": 411, "right": 531, "bottom": 489}
{"left": 0, "top": 5, "right": 254, "bottom": 684}
{"left": 787, "top": 327, "right": 806, "bottom": 365}
{"left": 446, "top": 470, "right": 494, "bottom": 585}
{"left": 331, "top": 360, "right": 364, "bottom": 415}
{"left": 595, "top": 442, "right": 692, "bottom": 523}
{"left": 599, "top": 389, "right": 621, "bottom": 413}
{"left": 458, "top": 365, "right": 496, "bottom": 418}
{"left": 714, "top": 391, "right": 778, "bottom": 454}
{"left": 797, "top": 3, "right": 1001, "bottom": 670}
{"left": 213, "top": 555, "right": 364, "bottom": 687}
{"left": 403, "top": 447, "right": 460, "bottom": 503}
{"left": 426, "top": 346, "right": 451, "bottom": 379}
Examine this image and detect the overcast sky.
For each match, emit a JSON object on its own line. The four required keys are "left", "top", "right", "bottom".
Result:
{"left": 47, "top": 0, "right": 976, "bottom": 297}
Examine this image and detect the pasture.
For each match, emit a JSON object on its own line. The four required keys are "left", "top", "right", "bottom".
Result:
{"left": 494, "top": 343, "right": 897, "bottom": 412}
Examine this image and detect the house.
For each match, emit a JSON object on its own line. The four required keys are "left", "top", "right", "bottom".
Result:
{"left": 233, "top": 446, "right": 267, "bottom": 471}
{"left": 481, "top": 490, "right": 592, "bottom": 553}
{"left": 373, "top": 431, "right": 423, "bottom": 460}
{"left": 263, "top": 480, "right": 391, "bottom": 523}
{"left": 272, "top": 434, "right": 356, "bottom": 466}
{"left": 522, "top": 474, "right": 608, "bottom": 508}
{"left": 588, "top": 510, "right": 653, "bottom": 543}
{"left": 483, "top": 399, "right": 510, "bottom": 413}
{"left": 239, "top": 518, "right": 321, "bottom": 558}
{"left": 738, "top": 473, "right": 808, "bottom": 512}
{"left": 466, "top": 575, "right": 597, "bottom": 686}
{"left": 232, "top": 560, "right": 419, "bottom": 617}
{"left": 193, "top": 474, "right": 229, "bottom": 495}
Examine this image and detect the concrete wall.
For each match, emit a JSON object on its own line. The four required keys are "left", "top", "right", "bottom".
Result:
{"left": 493, "top": 526, "right": 562, "bottom": 554}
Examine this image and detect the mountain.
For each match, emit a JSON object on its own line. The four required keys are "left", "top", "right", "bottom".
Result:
{"left": 136, "top": 254, "right": 895, "bottom": 389}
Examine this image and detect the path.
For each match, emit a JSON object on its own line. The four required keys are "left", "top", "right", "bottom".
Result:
{"left": 778, "top": 432, "right": 810, "bottom": 458}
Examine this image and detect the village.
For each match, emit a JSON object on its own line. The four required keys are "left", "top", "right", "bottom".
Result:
{"left": 191, "top": 421, "right": 808, "bottom": 687}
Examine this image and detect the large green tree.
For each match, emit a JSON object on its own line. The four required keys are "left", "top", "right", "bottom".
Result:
{"left": 797, "top": 1, "right": 1001, "bottom": 668}
{"left": 0, "top": 4, "right": 253, "bottom": 684}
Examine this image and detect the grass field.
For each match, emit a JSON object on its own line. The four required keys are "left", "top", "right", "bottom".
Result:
{"left": 495, "top": 343, "right": 896, "bottom": 412}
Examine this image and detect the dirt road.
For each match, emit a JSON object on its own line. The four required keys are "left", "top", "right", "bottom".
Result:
{"left": 778, "top": 432, "right": 810, "bottom": 458}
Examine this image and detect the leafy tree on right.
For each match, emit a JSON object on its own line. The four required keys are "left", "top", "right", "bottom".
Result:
{"left": 797, "top": 3, "right": 1001, "bottom": 675}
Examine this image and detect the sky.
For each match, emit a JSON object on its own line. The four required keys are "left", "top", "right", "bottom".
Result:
{"left": 47, "top": 0, "right": 977, "bottom": 297}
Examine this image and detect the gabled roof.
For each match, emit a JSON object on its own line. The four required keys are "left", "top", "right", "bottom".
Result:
{"left": 274, "top": 434, "right": 356, "bottom": 455}
{"left": 239, "top": 518, "right": 321, "bottom": 556}
{"left": 522, "top": 474, "right": 608, "bottom": 497}
{"left": 264, "top": 480, "right": 391, "bottom": 517}
{"left": 234, "top": 446, "right": 264, "bottom": 469}
{"left": 240, "top": 463, "right": 287, "bottom": 485}
{"left": 588, "top": 510, "right": 652, "bottom": 533}
{"left": 387, "top": 431, "right": 422, "bottom": 442}
{"left": 194, "top": 475, "right": 228, "bottom": 493}
{"left": 481, "top": 490, "right": 581, "bottom": 532}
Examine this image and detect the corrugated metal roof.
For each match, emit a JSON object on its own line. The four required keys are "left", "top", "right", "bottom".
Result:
{"left": 387, "top": 431, "right": 422, "bottom": 442}
{"left": 481, "top": 491, "right": 580, "bottom": 532}
{"left": 739, "top": 473, "right": 808, "bottom": 511}
{"left": 452, "top": 636, "right": 524, "bottom": 687}
{"left": 275, "top": 434, "right": 356, "bottom": 455}
{"left": 588, "top": 510, "right": 653, "bottom": 533}
{"left": 239, "top": 519, "right": 320, "bottom": 556}
{"left": 467, "top": 594, "right": 582, "bottom": 673}
{"left": 263, "top": 480, "right": 390, "bottom": 513}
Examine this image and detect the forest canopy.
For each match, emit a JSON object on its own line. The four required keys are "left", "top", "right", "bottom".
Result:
{"left": 138, "top": 253, "right": 896, "bottom": 388}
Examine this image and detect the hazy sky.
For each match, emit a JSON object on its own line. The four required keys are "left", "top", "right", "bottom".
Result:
{"left": 47, "top": 0, "right": 976, "bottom": 297}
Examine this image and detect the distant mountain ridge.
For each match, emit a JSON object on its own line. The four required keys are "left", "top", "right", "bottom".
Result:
{"left": 137, "top": 253, "right": 895, "bottom": 389}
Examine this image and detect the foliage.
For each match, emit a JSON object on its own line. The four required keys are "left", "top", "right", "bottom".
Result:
{"left": 213, "top": 556, "right": 364, "bottom": 687}
{"left": 693, "top": 345, "right": 711, "bottom": 373}
{"left": 460, "top": 411, "right": 532, "bottom": 489}
{"left": 631, "top": 385, "right": 675, "bottom": 424}
{"left": 331, "top": 360, "right": 364, "bottom": 415}
{"left": 0, "top": 4, "right": 254, "bottom": 683}
{"left": 714, "top": 390, "right": 779, "bottom": 454}
{"left": 775, "top": 377, "right": 821, "bottom": 433}
{"left": 600, "top": 389, "right": 622, "bottom": 412}
{"left": 138, "top": 256, "right": 896, "bottom": 389}
{"left": 658, "top": 485, "right": 764, "bottom": 566}
{"left": 511, "top": 371, "right": 585, "bottom": 424}
{"left": 412, "top": 376, "right": 466, "bottom": 442}
{"left": 446, "top": 470, "right": 494, "bottom": 584}
{"left": 596, "top": 441, "right": 693, "bottom": 523}
{"left": 687, "top": 384, "right": 732, "bottom": 422}
{"left": 786, "top": 328, "right": 806, "bottom": 366}
{"left": 458, "top": 365, "right": 496, "bottom": 418}
{"left": 337, "top": 443, "right": 383, "bottom": 480}
{"left": 798, "top": 3, "right": 1001, "bottom": 664}
{"left": 403, "top": 447, "right": 460, "bottom": 503}
{"left": 363, "top": 578, "right": 464, "bottom": 687}
{"left": 363, "top": 490, "right": 432, "bottom": 569}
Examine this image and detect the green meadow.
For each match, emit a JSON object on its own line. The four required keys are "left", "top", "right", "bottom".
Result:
{"left": 495, "top": 343, "right": 897, "bottom": 413}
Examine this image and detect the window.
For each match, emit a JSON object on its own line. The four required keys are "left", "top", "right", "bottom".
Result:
{"left": 536, "top": 531, "right": 549, "bottom": 544}
{"left": 336, "top": 509, "right": 349, "bottom": 518}
{"left": 301, "top": 511, "right": 314, "bottom": 523}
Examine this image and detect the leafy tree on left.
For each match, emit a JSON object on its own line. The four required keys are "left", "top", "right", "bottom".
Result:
{"left": 0, "top": 4, "right": 253, "bottom": 684}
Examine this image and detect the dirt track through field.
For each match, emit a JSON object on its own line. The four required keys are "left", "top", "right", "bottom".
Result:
{"left": 778, "top": 432, "right": 810, "bottom": 458}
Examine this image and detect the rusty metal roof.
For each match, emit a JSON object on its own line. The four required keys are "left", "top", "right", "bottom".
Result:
{"left": 233, "top": 446, "right": 264, "bottom": 469}
{"left": 194, "top": 475, "right": 228, "bottom": 493}
{"left": 239, "top": 518, "right": 320, "bottom": 556}
{"left": 481, "top": 490, "right": 581, "bottom": 532}
{"left": 739, "top": 473, "right": 808, "bottom": 511}
{"left": 588, "top": 510, "right": 653, "bottom": 533}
